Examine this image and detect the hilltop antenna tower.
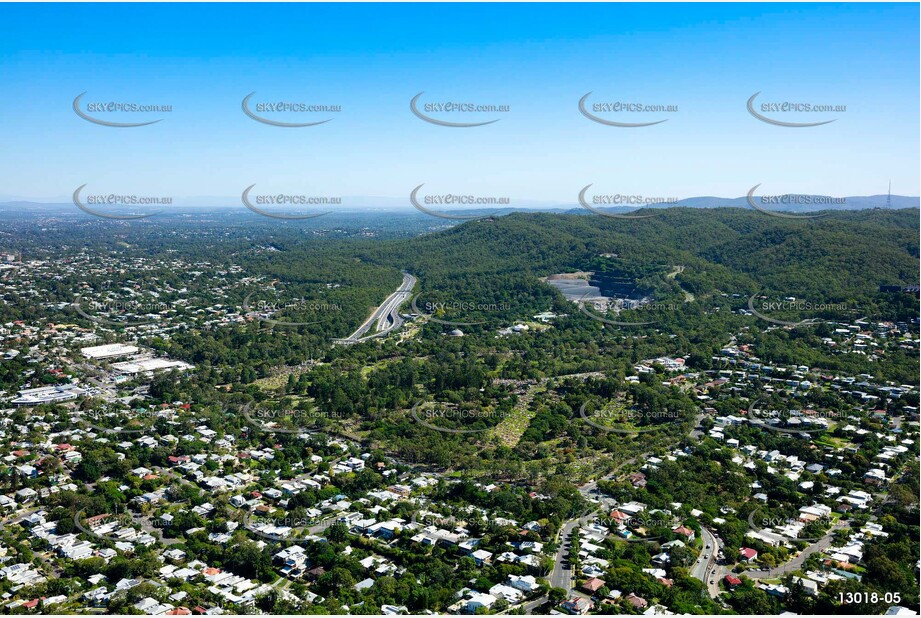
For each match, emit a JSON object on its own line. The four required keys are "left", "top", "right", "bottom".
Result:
{"left": 887, "top": 180, "right": 892, "bottom": 209}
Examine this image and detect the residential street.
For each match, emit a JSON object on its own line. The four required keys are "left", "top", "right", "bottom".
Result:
{"left": 746, "top": 521, "right": 850, "bottom": 579}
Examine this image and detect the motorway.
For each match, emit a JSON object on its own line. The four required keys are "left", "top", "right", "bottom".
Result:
{"left": 686, "top": 412, "right": 730, "bottom": 596}
{"left": 691, "top": 526, "right": 725, "bottom": 597}
{"left": 334, "top": 273, "right": 416, "bottom": 344}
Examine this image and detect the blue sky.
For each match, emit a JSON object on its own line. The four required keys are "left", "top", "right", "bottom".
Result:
{"left": 0, "top": 3, "right": 918, "bottom": 207}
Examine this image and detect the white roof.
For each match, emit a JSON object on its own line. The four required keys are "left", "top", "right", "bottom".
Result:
{"left": 81, "top": 343, "right": 140, "bottom": 359}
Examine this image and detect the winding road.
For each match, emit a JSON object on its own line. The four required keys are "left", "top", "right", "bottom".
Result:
{"left": 691, "top": 526, "right": 725, "bottom": 596}
{"left": 334, "top": 273, "right": 416, "bottom": 344}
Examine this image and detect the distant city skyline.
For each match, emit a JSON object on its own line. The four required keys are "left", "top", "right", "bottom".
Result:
{"left": 1, "top": 3, "right": 918, "bottom": 205}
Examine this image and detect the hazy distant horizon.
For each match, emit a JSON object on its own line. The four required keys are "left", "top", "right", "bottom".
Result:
{"left": 2, "top": 192, "right": 917, "bottom": 213}
{"left": 2, "top": 3, "right": 918, "bottom": 201}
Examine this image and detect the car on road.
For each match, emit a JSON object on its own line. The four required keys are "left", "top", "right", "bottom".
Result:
{"left": 709, "top": 579, "right": 715, "bottom": 585}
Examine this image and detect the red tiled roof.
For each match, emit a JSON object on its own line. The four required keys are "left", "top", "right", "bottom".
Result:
{"left": 625, "top": 593, "right": 647, "bottom": 608}
{"left": 739, "top": 547, "right": 758, "bottom": 559}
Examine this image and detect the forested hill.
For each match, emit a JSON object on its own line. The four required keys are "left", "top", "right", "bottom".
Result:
{"left": 356, "top": 208, "right": 919, "bottom": 302}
